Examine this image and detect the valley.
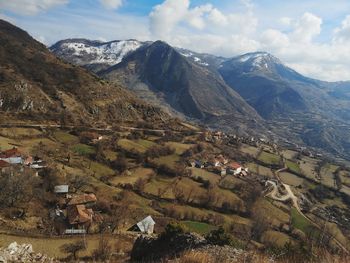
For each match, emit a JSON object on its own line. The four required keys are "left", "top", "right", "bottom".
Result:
{"left": 1, "top": 18, "right": 350, "bottom": 262}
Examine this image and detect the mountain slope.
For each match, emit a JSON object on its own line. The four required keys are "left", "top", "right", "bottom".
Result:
{"left": 218, "top": 52, "right": 350, "bottom": 157}
{"left": 0, "top": 20, "right": 165, "bottom": 125}
{"left": 101, "top": 41, "right": 261, "bottom": 121}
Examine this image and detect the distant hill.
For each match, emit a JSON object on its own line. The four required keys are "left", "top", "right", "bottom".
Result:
{"left": 51, "top": 37, "right": 350, "bottom": 159}
{"left": 0, "top": 20, "right": 166, "bottom": 125}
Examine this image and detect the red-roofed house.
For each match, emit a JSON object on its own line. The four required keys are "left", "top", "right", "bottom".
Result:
{"left": 0, "top": 147, "right": 23, "bottom": 164}
{"left": 67, "top": 193, "right": 97, "bottom": 206}
{"left": 227, "top": 162, "right": 242, "bottom": 175}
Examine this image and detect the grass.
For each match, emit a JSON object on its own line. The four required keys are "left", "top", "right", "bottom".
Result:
{"left": 0, "top": 128, "right": 42, "bottom": 138}
{"left": 261, "top": 230, "right": 294, "bottom": 247}
{"left": 0, "top": 136, "right": 17, "bottom": 150}
{"left": 320, "top": 163, "right": 339, "bottom": 188}
{"left": 88, "top": 161, "right": 115, "bottom": 179}
{"left": 240, "top": 144, "right": 260, "bottom": 157}
{"left": 279, "top": 172, "right": 304, "bottom": 187}
{"left": 182, "top": 221, "right": 216, "bottom": 235}
{"left": 71, "top": 143, "right": 95, "bottom": 156}
{"left": 117, "top": 139, "right": 155, "bottom": 153}
{"left": 0, "top": 233, "right": 93, "bottom": 259}
{"left": 299, "top": 156, "right": 319, "bottom": 181}
{"left": 253, "top": 199, "right": 290, "bottom": 227}
{"left": 153, "top": 154, "right": 180, "bottom": 169}
{"left": 286, "top": 160, "right": 301, "bottom": 174}
{"left": 190, "top": 167, "right": 220, "bottom": 184}
{"left": 53, "top": 131, "right": 79, "bottom": 144}
{"left": 110, "top": 168, "right": 154, "bottom": 185}
{"left": 291, "top": 208, "right": 313, "bottom": 233}
{"left": 247, "top": 163, "right": 274, "bottom": 178}
{"left": 0, "top": 233, "right": 133, "bottom": 260}
{"left": 165, "top": 142, "right": 194, "bottom": 155}
{"left": 258, "top": 151, "right": 281, "bottom": 166}
{"left": 281, "top": 149, "right": 298, "bottom": 160}
{"left": 104, "top": 150, "right": 118, "bottom": 161}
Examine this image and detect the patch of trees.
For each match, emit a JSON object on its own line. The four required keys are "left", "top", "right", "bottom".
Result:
{"left": 145, "top": 145, "right": 175, "bottom": 158}
{"left": 0, "top": 168, "right": 41, "bottom": 208}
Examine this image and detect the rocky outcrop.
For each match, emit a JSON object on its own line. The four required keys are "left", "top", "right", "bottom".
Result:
{"left": 0, "top": 242, "right": 57, "bottom": 263}
{"left": 130, "top": 232, "right": 206, "bottom": 262}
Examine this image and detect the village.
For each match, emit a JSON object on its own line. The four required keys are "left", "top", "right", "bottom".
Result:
{"left": 0, "top": 124, "right": 350, "bottom": 261}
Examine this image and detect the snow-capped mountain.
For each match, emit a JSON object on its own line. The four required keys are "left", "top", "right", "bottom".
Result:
{"left": 50, "top": 39, "right": 147, "bottom": 70}
{"left": 175, "top": 47, "right": 227, "bottom": 70}
{"left": 51, "top": 38, "right": 350, "bottom": 158}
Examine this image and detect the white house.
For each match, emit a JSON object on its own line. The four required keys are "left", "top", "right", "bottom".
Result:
{"left": 136, "top": 216, "right": 156, "bottom": 234}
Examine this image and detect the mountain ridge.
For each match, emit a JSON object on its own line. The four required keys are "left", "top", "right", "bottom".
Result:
{"left": 50, "top": 37, "right": 350, "bottom": 158}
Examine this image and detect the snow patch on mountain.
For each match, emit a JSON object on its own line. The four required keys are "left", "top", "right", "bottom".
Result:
{"left": 234, "top": 52, "right": 282, "bottom": 71}
{"left": 179, "top": 52, "right": 209, "bottom": 66}
{"left": 61, "top": 40, "right": 143, "bottom": 65}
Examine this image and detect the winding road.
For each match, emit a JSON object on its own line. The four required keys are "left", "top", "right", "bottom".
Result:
{"left": 265, "top": 161, "right": 349, "bottom": 254}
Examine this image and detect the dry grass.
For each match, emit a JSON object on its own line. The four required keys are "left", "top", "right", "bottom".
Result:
{"left": 279, "top": 172, "right": 304, "bottom": 187}
{"left": 110, "top": 168, "right": 154, "bottom": 185}
{"left": 190, "top": 167, "right": 220, "bottom": 184}
{"left": 240, "top": 144, "right": 260, "bottom": 157}
{"left": 165, "top": 142, "right": 194, "bottom": 155}
{"left": 299, "top": 157, "right": 319, "bottom": 181}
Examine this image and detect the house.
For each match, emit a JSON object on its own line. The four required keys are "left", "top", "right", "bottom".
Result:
{"left": 129, "top": 216, "right": 156, "bottom": 234}
{"left": 54, "top": 185, "right": 69, "bottom": 194}
{"left": 208, "top": 158, "right": 221, "bottom": 167}
{"left": 0, "top": 147, "right": 23, "bottom": 164}
{"left": 68, "top": 193, "right": 97, "bottom": 206}
{"left": 67, "top": 204, "right": 94, "bottom": 228}
{"left": 227, "top": 162, "right": 242, "bottom": 175}
{"left": 79, "top": 132, "right": 103, "bottom": 144}
{"left": 188, "top": 160, "right": 196, "bottom": 168}
{"left": 216, "top": 154, "right": 229, "bottom": 165}
{"left": 29, "top": 159, "right": 46, "bottom": 169}
{"left": 220, "top": 168, "right": 227, "bottom": 176}
{"left": 194, "top": 160, "right": 204, "bottom": 169}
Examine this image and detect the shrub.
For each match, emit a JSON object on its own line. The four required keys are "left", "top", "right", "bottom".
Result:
{"left": 205, "top": 227, "right": 232, "bottom": 246}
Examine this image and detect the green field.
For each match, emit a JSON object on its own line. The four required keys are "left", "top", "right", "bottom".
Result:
{"left": 286, "top": 160, "right": 301, "bottom": 174}
{"left": 165, "top": 142, "right": 194, "bottom": 155}
{"left": 291, "top": 208, "right": 312, "bottom": 233}
{"left": 279, "top": 172, "right": 304, "bottom": 187}
{"left": 153, "top": 154, "right": 180, "bottom": 169}
{"left": 117, "top": 139, "right": 155, "bottom": 153}
{"left": 261, "top": 230, "right": 294, "bottom": 247}
{"left": 190, "top": 167, "right": 220, "bottom": 184}
{"left": 182, "top": 221, "right": 216, "bottom": 235}
{"left": 71, "top": 143, "right": 95, "bottom": 156}
{"left": 258, "top": 151, "right": 281, "bottom": 166}
{"left": 53, "top": 131, "right": 79, "bottom": 144}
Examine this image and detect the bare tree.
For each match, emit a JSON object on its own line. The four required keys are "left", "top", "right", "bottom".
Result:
{"left": 60, "top": 240, "right": 85, "bottom": 260}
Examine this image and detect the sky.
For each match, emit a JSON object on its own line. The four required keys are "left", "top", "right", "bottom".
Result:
{"left": 1, "top": 0, "right": 350, "bottom": 81}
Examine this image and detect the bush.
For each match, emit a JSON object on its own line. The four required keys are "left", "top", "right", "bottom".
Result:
{"left": 205, "top": 227, "right": 232, "bottom": 246}
{"left": 160, "top": 222, "right": 188, "bottom": 241}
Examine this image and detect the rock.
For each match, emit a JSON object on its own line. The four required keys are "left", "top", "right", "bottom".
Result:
{"left": 131, "top": 232, "right": 207, "bottom": 262}
{"left": 0, "top": 242, "right": 58, "bottom": 262}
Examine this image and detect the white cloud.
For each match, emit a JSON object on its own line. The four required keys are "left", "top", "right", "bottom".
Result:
{"left": 334, "top": 15, "right": 350, "bottom": 44}
{"left": 207, "top": 8, "right": 228, "bottom": 26}
{"left": 186, "top": 4, "right": 212, "bottom": 30}
{"left": 100, "top": 0, "right": 123, "bottom": 10}
{"left": 149, "top": 0, "right": 190, "bottom": 39}
{"left": 0, "top": 0, "right": 68, "bottom": 16}
{"left": 290, "top": 12, "right": 322, "bottom": 43}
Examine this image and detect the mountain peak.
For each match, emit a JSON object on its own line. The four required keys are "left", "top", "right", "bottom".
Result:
{"left": 233, "top": 51, "right": 282, "bottom": 71}
{"left": 50, "top": 39, "right": 145, "bottom": 67}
